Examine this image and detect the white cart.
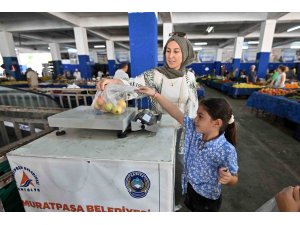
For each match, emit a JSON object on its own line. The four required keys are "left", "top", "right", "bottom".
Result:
{"left": 7, "top": 106, "right": 178, "bottom": 212}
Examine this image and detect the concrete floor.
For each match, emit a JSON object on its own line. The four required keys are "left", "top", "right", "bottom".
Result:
{"left": 176, "top": 86, "right": 300, "bottom": 212}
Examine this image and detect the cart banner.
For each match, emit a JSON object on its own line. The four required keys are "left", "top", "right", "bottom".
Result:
{"left": 6, "top": 155, "right": 169, "bottom": 212}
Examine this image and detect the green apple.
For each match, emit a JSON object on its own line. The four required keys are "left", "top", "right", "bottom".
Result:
{"left": 104, "top": 102, "right": 113, "bottom": 112}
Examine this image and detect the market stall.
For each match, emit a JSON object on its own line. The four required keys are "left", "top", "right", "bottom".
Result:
{"left": 227, "top": 83, "right": 262, "bottom": 98}
{"left": 246, "top": 91, "right": 300, "bottom": 124}
{"left": 246, "top": 90, "right": 300, "bottom": 140}
{"left": 6, "top": 106, "right": 178, "bottom": 212}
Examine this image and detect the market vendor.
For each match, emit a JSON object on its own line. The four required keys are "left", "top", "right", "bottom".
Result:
{"left": 97, "top": 33, "right": 198, "bottom": 210}
{"left": 97, "top": 33, "right": 198, "bottom": 119}
{"left": 246, "top": 65, "right": 257, "bottom": 84}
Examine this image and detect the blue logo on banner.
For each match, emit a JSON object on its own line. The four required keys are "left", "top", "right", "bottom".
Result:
{"left": 125, "top": 171, "right": 150, "bottom": 199}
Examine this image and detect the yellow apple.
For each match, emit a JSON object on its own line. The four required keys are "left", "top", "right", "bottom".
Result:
{"left": 117, "top": 99, "right": 126, "bottom": 109}
{"left": 111, "top": 105, "right": 124, "bottom": 115}
{"left": 104, "top": 102, "right": 113, "bottom": 112}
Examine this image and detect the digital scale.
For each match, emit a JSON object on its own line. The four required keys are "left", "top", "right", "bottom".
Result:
{"left": 48, "top": 106, "right": 161, "bottom": 137}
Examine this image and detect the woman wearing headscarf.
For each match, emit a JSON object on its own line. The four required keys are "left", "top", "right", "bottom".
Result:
{"left": 97, "top": 34, "right": 198, "bottom": 118}
{"left": 97, "top": 34, "right": 198, "bottom": 211}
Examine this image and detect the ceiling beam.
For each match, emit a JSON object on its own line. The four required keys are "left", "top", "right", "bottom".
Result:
{"left": 218, "top": 39, "right": 234, "bottom": 48}
{"left": 267, "top": 12, "right": 289, "bottom": 20}
{"left": 238, "top": 23, "right": 260, "bottom": 37}
{"left": 79, "top": 15, "right": 129, "bottom": 28}
{"left": 46, "top": 12, "right": 81, "bottom": 26}
{"left": 278, "top": 12, "right": 300, "bottom": 22}
{"left": 159, "top": 12, "right": 173, "bottom": 23}
{"left": 115, "top": 42, "right": 130, "bottom": 50}
{"left": 172, "top": 12, "right": 268, "bottom": 24}
{"left": 3, "top": 20, "right": 72, "bottom": 32}
{"left": 273, "top": 38, "right": 300, "bottom": 47}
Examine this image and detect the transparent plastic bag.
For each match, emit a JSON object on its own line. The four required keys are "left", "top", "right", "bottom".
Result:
{"left": 91, "top": 84, "right": 138, "bottom": 115}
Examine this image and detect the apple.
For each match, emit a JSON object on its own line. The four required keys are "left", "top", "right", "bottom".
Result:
{"left": 100, "top": 105, "right": 107, "bottom": 112}
{"left": 93, "top": 101, "right": 101, "bottom": 109}
{"left": 104, "top": 102, "right": 113, "bottom": 112}
{"left": 117, "top": 99, "right": 126, "bottom": 109}
{"left": 112, "top": 105, "right": 124, "bottom": 115}
{"left": 97, "top": 96, "right": 105, "bottom": 106}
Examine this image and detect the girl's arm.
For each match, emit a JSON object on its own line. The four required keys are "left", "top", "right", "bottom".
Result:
{"left": 138, "top": 86, "right": 184, "bottom": 125}
{"left": 218, "top": 168, "right": 238, "bottom": 186}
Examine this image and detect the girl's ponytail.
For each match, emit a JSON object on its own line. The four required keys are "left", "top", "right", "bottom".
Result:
{"left": 225, "top": 122, "right": 237, "bottom": 147}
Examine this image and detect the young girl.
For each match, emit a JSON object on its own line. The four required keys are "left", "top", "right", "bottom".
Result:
{"left": 138, "top": 87, "right": 238, "bottom": 212}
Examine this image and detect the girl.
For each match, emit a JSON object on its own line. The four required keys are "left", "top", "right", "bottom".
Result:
{"left": 138, "top": 87, "right": 239, "bottom": 212}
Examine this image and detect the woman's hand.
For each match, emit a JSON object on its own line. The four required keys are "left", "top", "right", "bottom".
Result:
{"left": 96, "top": 78, "right": 111, "bottom": 90}
{"left": 137, "top": 86, "right": 156, "bottom": 97}
{"left": 275, "top": 186, "right": 300, "bottom": 212}
{"left": 96, "top": 78, "right": 122, "bottom": 91}
{"left": 218, "top": 167, "right": 233, "bottom": 185}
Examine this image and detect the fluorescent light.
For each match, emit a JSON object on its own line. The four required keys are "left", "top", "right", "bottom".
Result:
{"left": 194, "top": 42, "right": 207, "bottom": 46}
{"left": 193, "top": 47, "right": 202, "bottom": 51}
{"left": 206, "top": 26, "right": 214, "bottom": 33}
{"left": 242, "top": 45, "right": 248, "bottom": 50}
{"left": 247, "top": 41, "right": 259, "bottom": 45}
{"left": 94, "top": 45, "right": 105, "bottom": 48}
{"left": 48, "top": 47, "right": 50, "bottom": 50}
{"left": 68, "top": 48, "right": 78, "bottom": 53}
{"left": 290, "top": 41, "right": 300, "bottom": 49}
{"left": 290, "top": 46, "right": 300, "bottom": 49}
{"left": 287, "top": 25, "right": 300, "bottom": 32}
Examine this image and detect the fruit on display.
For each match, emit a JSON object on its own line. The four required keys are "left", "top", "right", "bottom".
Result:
{"left": 232, "top": 83, "right": 262, "bottom": 88}
{"left": 285, "top": 82, "right": 299, "bottom": 89}
{"left": 258, "top": 88, "right": 296, "bottom": 96}
{"left": 285, "top": 91, "right": 300, "bottom": 103}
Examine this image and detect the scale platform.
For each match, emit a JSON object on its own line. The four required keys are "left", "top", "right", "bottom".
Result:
{"left": 48, "top": 106, "right": 137, "bottom": 132}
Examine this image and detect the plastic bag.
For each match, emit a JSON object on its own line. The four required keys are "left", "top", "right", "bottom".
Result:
{"left": 92, "top": 84, "right": 138, "bottom": 115}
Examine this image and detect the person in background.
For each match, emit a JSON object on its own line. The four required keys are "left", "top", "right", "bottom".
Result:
{"left": 247, "top": 65, "right": 257, "bottom": 84}
{"left": 0, "top": 64, "right": 8, "bottom": 77}
{"left": 270, "top": 65, "right": 287, "bottom": 88}
{"left": 113, "top": 62, "right": 129, "bottom": 80}
{"left": 26, "top": 68, "right": 39, "bottom": 90}
{"left": 97, "top": 70, "right": 104, "bottom": 80}
{"left": 275, "top": 185, "right": 300, "bottom": 212}
{"left": 137, "top": 89, "right": 239, "bottom": 212}
{"left": 265, "top": 69, "right": 279, "bottom": 86}
{"left": 220, "top": 65, "right": 226, "bottom": 77}
{"left": 257, "top": 185, "right": 300, "bottom": 212}
{"left": 65, "top": 70, "right": 73, "bottom": 80}
{"left": 286, "top": 67, "right": 297, "bottom": 81}
{"left": 228, "top": 68, "right": 238, "bottom": 81}
{"left": 238, "top": 70, "right": 247, "bottom": 83}
{"left": 73, "top": 68, "right": 81, "bottom": 80}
